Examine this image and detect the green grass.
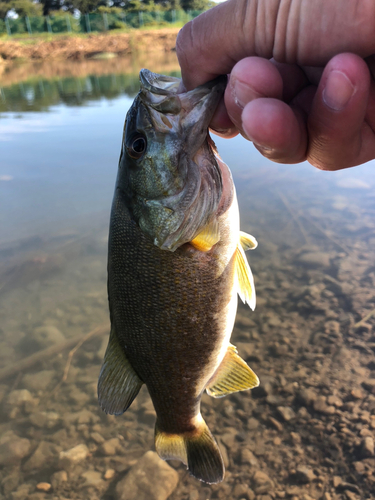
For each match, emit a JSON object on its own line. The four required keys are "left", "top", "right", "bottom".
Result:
{"left": 0, "top": 22, "right": 183, "bottom": 45}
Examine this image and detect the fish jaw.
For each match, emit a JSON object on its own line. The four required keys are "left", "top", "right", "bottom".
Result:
{"left": 117, "top": 70, "right": 227, "bottom": 252}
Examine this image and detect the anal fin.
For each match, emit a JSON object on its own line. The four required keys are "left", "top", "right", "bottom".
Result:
{"left": 98, "top": 326, "right": 143, "bottom": 415}
{"left": 236, "top": 242, "right": 256, "bottom": 310}
{"left": 206, "top": 344, "right": 259, "bottom": 398}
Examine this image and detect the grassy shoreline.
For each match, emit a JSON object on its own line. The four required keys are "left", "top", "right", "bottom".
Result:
{"left": 0, "top": 26, "right": 180, "bottom": 63}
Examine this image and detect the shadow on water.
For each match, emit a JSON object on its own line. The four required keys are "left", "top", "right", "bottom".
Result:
{"left": 0, "top": 54, "right": 375, "bottom": 500}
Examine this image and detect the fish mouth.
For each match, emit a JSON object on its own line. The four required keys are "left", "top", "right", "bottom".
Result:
{"left": 139, "top": 69, "right": 227, "bottom": 147}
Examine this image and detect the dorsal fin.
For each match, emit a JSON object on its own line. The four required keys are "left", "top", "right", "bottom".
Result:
{"left": 98, "top": 327, "right": 143, "bottom": 415}
{"left": 206, "top": 344, "right": 259, "bottom": 398}
{"left": 240, "top": 231, "right": 258, "bottom": 251}
{"left": 190, "top": 219, "right": 220, "bottom": 252}
{"left": 235, "top": 243, "right": 256, "bottom": 310}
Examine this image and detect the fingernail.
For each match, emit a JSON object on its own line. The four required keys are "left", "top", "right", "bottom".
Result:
{"left": 231, "top": 77, "right": 260, "bottom": 109}
{"left": 253, "top": 143, "right": 274, "bottom": 154}
{"left": 323, "top": 70, "right": 355, "bottom": 111}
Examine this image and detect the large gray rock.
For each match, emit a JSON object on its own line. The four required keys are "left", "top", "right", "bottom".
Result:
{"left": 23, "top": 441, "right": 57, "bottom": 471}
{"left": 115, "top": 451, "right": 179, "bottom": 500}
{"left": 0, "top": 433, "right": 31, "bottom": 466}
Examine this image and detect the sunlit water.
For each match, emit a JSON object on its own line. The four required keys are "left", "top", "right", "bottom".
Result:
{"left": 0, "top": 55, "right": 375, "bottom": 500}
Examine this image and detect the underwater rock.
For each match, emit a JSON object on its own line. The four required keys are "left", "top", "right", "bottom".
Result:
{"left": 276, "top": 406, "right": 296, "bottom": 421}
{"left": 81, "top": 470, "right": 103, "bottom": 487}
{"left": 23, "top": 441, "right": 57, "bottom": 471}
{"left": 115, "top": 451, "right": 179, "bottom": 500}
{"left": 360, "top": 437, "right": 374, "bottom": 458}
{"left": 0, "top": 433, "right": 31, "bottom": 466}
{"left": 252, "top": 470, "right": 275, "bottom": 494}
{"left": 59, "top": 443, "right": 89, "bottom": 469}
{"left": 295, "top": 466, "right": 316, "bottom": 484}
{"left": 22, "top": 370, "right": 55, "bottom": 392}
{"left": 32, "top": 325, "right": 66, "bottom": 348}
{"left": 50, "top": 470, "right": 68, "bottom": 489}
{"left": 99, "top": 437, "right": 122, "bottom": 456}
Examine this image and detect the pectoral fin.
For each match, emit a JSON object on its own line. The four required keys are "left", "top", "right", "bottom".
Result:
{"left": 98, "top": 326, "right": 143, "bottom": 415}
{"left": 190, "top": 219, "right": 220, "bottom": 252}
{"left": 240, "top": 231, "right": 258, "bottom": 251}
{"left": 236, "top": 243, "right": 256, "bottom": 310}
{"left": 206, "top": 344, "right": 259, "bottom": 398}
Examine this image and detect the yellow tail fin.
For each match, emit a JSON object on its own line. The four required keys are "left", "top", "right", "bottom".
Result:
{"left": 155, "top": 415, "right": 224, "bottom": 484}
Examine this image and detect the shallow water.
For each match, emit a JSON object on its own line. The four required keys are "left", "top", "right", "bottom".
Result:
{"left": 0, "top": 55, "right": 375, "bottom": 500}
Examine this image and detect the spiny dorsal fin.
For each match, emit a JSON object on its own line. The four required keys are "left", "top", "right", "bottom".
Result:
{"left": 206, "top": 344, "right": 259, "bottom": 398}
{"left": 190, "top": 219, "right": 220, "bottom": 252}
{"left": 236, "top": 243, "right": 256, "bottom": 310}
{"left": 240, "top": 231, "right": 258, "bottom": 251}
{"left": 98, "top": 327, "right": 143, "bottom": 415}
{"left": 155, "top": 414, "right": 224, "bottom": 484}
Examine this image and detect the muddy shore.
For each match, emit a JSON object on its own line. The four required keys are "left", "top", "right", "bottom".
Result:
{"left": 0, "top": 28, "right": 179, "bottom": 63}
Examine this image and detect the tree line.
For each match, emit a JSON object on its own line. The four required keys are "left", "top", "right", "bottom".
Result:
{"left": 0, "top": 0, "right": 213, "bottom": 19}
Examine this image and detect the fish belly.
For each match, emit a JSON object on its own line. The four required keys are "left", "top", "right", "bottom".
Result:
{"left": 108, "top": 189, "right": 238, "bottom": 432}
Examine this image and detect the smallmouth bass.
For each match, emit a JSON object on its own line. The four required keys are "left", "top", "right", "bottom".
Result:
{"left": 98, "top": 70, "right": 259, "bottom": 484}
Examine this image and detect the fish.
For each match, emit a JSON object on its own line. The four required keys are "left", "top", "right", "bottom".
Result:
{"left": 98, "top": 69, "right": 259, "bottom": 484}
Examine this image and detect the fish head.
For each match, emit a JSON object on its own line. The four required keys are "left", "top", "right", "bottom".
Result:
{"left": 117, "top": 69, "right": 226, "bottom": 251}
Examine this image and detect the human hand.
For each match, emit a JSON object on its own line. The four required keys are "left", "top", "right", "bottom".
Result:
{"left": 176, "top": 0, "right": 375, "bottom": 170}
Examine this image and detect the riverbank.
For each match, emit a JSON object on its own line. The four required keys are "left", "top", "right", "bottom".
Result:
{"left": 0, "top": 51, "right": 180, "bottom": 87}
{"left": 0, "top": 28, "right": 179, "bottom": 62}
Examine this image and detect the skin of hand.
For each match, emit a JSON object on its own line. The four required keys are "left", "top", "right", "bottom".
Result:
{"left": 176, "top": 0, "right": 375, "bottom": 170}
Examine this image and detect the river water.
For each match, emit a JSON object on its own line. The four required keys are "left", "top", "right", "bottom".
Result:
{"left": 0, "top": 54, "right": 375, "bottom": 500}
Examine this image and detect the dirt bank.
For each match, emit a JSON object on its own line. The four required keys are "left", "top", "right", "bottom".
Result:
{"left": 0, "top": 28, "right": 179, "bottom": 62}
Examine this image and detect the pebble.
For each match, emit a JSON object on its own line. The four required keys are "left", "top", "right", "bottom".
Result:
{"left": 50, "top": 470, "right": 68, "bottom": 489}
{"left": 5, "top": 389, "right": 36, "bottom": 416}
{"left": 252, "top": 470, "right": 274, "bottom": 494}
{"left": 104, "top": 468, "right": 116, "bottom": 479}
{"left": 327, "top": 395, "right": 343, "bottom": 407}
{"left": 313, "top": 397, "right": 336, "bottom": 415}
{"left": 295, "top": 466, "right": 316, "bottom": 484}
{"left": 268, "top": 416, "right": 283, "bottom": 431}
{"left": 360, "top": 436, "right": 374, "bottom": 458}
{"left": 241, "top": 448, "right": 259, "bottom": 466}
{"left": 59, "top": 443, "right": 89, "bottom": 468}
{"left": 91, "top": 432, "right": 105, "bottom": 444}
{"left": 0, "top": 433, "right": 31, "bottom": 466}
{"left": 36, "top": 482, "right": 51, "bottom": 492}
{"left": 29, "top": 411, "right": 61, "bottom": 429}
{"left": 115, "top": 451, "right": 179, "bottom": 500}
{"left": 81, "top": 470, "right": 103, "bottom": 487}
{"left": 361, "top": 379, "right": 375, "bottom": 394}
{"left": 350, "top": 388, "right": 364, "bottom": 400}
{"left": 276, "top": 406, "right": 296, "bottom": 421}
{"left": 100, "top": 437, "right": 122, "bottom": 456}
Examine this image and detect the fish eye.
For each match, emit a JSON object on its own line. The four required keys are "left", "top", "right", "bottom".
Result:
{"left": 127, "top": 134, "right": 147, "bottom": 159}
